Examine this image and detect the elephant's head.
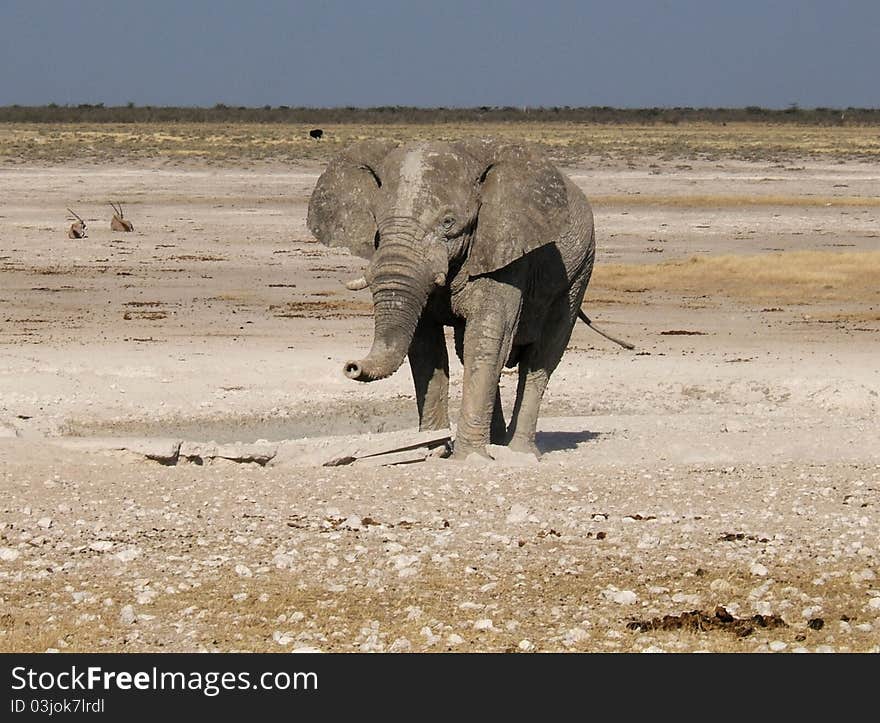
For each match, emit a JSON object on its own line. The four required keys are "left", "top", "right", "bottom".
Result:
{"left": 307, "top": 139, "right": 570, "bottom": 382}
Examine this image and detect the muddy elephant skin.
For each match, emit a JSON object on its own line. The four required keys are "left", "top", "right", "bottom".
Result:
{"left": 307, "top": 139, "right": 595, "bottom": 459}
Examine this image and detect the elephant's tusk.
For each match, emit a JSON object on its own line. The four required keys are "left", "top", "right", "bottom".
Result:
{"left": 343, "top": 276, "right": 369, "bottom": 291}
{"left": 433, "top": 272, "right": 446, "bottom": 287}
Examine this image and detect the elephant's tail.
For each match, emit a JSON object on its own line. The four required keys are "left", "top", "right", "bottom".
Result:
{"left": 577, "top": 310, "right": 635, "bottom": 350}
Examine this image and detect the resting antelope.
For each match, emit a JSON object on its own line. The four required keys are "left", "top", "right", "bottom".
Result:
{"left": 67, "top": 208, "right": 87, "bottom": 239}
{"left": 110, "top": 201, "right": 134, "bottom": 232}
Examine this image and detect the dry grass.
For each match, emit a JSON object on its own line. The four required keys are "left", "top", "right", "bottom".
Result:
{"left": 0, "top": 563, "right": 828, "bottom": 653}
{"left": 591, "top": 194, "right": 880, "bottom": 208}
{"left": 3, "top": 122, "right": 880, "bottom": 165}
{"left": 592, "top": 251, "right": 880, "bottom": 303}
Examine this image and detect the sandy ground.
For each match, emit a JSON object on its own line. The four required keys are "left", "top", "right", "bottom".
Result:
{"left": 1, "top": 154, "right": 879, "bottom": 652}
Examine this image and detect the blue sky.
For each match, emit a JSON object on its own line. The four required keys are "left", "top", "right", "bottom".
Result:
{"left": 1, "top": 1, "right": 877, "bottom": 108}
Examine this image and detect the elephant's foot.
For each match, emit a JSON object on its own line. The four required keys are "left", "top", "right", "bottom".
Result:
{"left": 450, "top": 440, "right": 492, "bottom": 464}
{"left": 506, "top": 437, "right": 541, "bottom": 459}
{"left": 490, "top": 445, "right": 540, "bottom": 467}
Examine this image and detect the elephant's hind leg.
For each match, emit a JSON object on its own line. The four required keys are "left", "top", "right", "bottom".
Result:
{"left": 506, "top": 360, "right": 548, "bottom": 457}
{"left": 507, "top": 295, "right": 579, "bottom": 457}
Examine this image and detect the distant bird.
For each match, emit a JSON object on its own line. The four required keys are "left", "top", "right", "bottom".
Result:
{"left": 67, "top": 208, "right": 87, "bottom": 239}
{"left": 309, "top": 128, "right": 324, "bottom": 140}
{"left": 109, "top": 201, "right": 134, "bottom": 232}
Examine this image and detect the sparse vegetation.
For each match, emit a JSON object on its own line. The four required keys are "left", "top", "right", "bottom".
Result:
{"left": 1, "top": 105, "right": 878, "bottom": 125}
{"left": 592, "top": 251, "right": 880, "bottom": 303}
{"left": 3, "top": 119, "right": 880, "bottom": 165}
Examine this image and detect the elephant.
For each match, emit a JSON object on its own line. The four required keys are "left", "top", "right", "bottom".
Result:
{"left": 307, "top": 138, "right": 596, "bottom": 460}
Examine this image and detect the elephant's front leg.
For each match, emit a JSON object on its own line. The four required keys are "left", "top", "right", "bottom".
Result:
{"left": 453, "top": 323, "right": 506, "bottom": 446}
{"left": 408, "top": 317, "right": 450, "bottom": 431}
{"left": 453, "top": 279, "right": 521, "bottom": 459}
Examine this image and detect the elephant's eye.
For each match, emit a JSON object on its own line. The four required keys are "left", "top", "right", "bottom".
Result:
{"left": 442, "top": 215, "right": 455, "bottom": 230}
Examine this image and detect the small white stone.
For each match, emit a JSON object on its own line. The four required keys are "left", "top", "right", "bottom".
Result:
{"left": 234, "top": 564, "right": 253, "bottom": 578}
{"left": 769, "top": 640, "right": 787, "bottom": 652}
{"left": 343, "top": 515, "right": 362, "bottom": 530}
{"left": 420, "top": 626, "right": 440, "bottom": 644}
{"left": 518, "top": 639, "right": 535, "bottom": 651}
{"left": 0, "top": 547, "right": 21, "bottom": 562}
{"left": 802, "top": 605, "right": 822, "bottom": 619}
{"left": 391, "top": 554, "right": 420, "bottom": 571}
{"left": 637, "top": 534, "right": 660, "bottom": 549}
{"left": 612, "top": 590, "right": 638, "bottom": 605}
{"left": 447, "top": 634, "right": 465, "bottom": 646}
{"left": 273, "top": 631, "right": 294, "bottom": 646}
{"left": 505, "top": 504, "right": 530, "bottom": 525}
{"left": 642, "top": 645, "right": 665, "bottom": 653}
{"left": 868, "top": 598, "right": 880, "bottom": 610}
{"left": 405, "top": 606, "right": 424, "bottom": 621}
{"left": 672, "top": 592, "right": 701, "bottom": 606}
{"left": 562, "top": 628, "right": 588, "bottom": 646}
{"left": 37, "top": 517, "right": 53, "bottom": 529}
{"left": 114, "top": 547, "right": 141, "bottom": 563}
{"left": 232, "top": 592, "right": 248, "bottom": 602}
{"left": 754, "top": 600, "right": 774, "bottom": 616}
{"left": 388, "top": 637, "right": 411, "bottom": 652}
{"left": 272, "top": 553, "right": 294, "bottom": 569}
{"left": 90, "top": 540, "right": 114, "bottom": 553}
{"left": 136, "top": 591, "right": 156, "bottom": 605}
{"left": 473, "top": 618, "right": 494, "bottom": 631}
{"left": 750, "top": 562, "right": 768, "bottom": 577}
{"left": 119, "top": 605, "right": 137, "bottom": 625}
{"left": 291, "top": 646, "right": 322, "bottom": 653}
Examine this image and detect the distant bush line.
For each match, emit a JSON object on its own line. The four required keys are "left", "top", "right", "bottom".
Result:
{"left": 1, "top": 105, "right": 878, "bottom": 125}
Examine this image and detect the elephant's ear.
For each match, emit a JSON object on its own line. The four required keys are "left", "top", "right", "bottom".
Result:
{"left": 307, "top": 140, "right": 397, "bottom": 259}
{"left": 466, "top": 142, "right": 570, "bottom": 276}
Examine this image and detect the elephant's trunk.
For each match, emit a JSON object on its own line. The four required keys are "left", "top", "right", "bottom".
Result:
{"left": 343, "top": 236, "right": 434, "bottom": 382}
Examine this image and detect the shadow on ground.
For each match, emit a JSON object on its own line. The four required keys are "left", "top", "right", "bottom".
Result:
{"left": 536, "top": 430, "right": 601, "bottom": 453}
